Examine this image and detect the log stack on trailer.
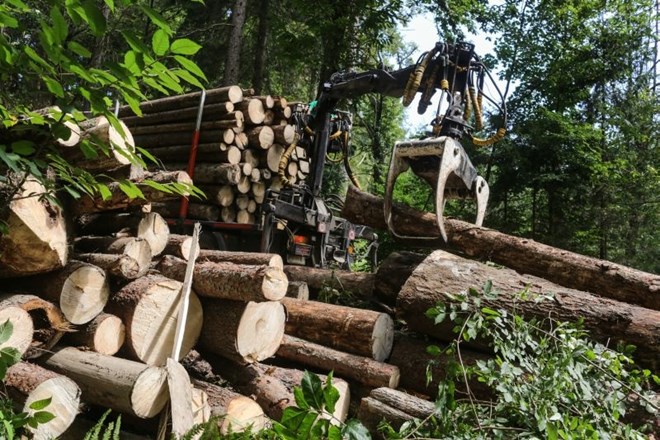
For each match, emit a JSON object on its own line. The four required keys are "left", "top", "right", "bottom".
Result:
{"left": 1, "top": 91, "right": 658, "bottom": 438}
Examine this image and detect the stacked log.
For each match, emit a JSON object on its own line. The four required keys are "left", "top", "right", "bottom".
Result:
{"left": 121, "top": 86, "right": 308, "bottom": 225}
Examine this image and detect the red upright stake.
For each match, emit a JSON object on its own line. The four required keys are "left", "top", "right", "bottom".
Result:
{"left": 179, "top": 90, "right": 207, "bottom": 219}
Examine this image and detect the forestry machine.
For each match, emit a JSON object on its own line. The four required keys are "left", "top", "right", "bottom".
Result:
{"left": 262, "top": 40, "right": 507, "bottom": 266}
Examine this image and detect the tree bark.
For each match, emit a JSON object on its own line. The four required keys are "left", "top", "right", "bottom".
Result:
{"left": 106, "top": 274, "right": 203, "bottom": 366}
{"left": 358, "top": 396, "right": 412, "bottom": 438}
{"left": 283, "top": 265, "right": 375, "bottom": 298}
{"left": 0, "top": 178, "right": 68, "bottom": 278}
{"left": 163, "top": 234, "right": 199, "bottom": 261}
{"left": 281, "top": 298, "right": 394, "bottom": 361}
{"left": 224, "top": 0, "right": 248, "bottom": 85}
{"left": 65, "top": 312, "right": 125, "bottom": 356}
{"left": 156, "top": 255, "right": 288, "bottom": 301}
{"left": 0, "top": 294, "right": 70, "bottom": 358}
{"left": 74, "top": 236, "right": 151, "bottom": 279}
{"left": 342, "top": 186, "right": 660, "bottom": 310}
{"left": 374, "top": 251, "right": 427, "bottom": 306}
{"left": 14, "top": 261, "right": 109, "bottom": 325}
{"left": 198, "top": 249, "right": 284, "bottom": 269}
{"left": 151, "top": 201, "right": 220, "bottom": 221}
{"left": 198, "top": 298, "right": 285, "bottom": 364}
{"left": 121, "top": 103, "right": 238, "bottom": 127}
{"left": 38, "top": 346, "right": 169, "bottom": 418}
{"left": 358, "top": 387, "right": 436, "bottom": 436}
{"left": 118, "top": 87, "right": 242, "bottom": 117}
{"left": 397, "top": 250, "right": 660, "bottom": 370}
{"left": 149, "top": 143, "right": 241, "bottom": 164}
{"left": 191, "top": 379, "right": 269, "bottom": 433}
{"left": 75, "top": 253, "right": 142, "bottom": 280}
{"left": 276, "top": 335, "right": 400, "bottom": 388}
{"left": 5, "top": 362, "right": 81, "bottom": 439}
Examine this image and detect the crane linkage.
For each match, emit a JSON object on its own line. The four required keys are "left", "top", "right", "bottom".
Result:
{"left": 308, "top": 41, "right": 506, "bottom": 242}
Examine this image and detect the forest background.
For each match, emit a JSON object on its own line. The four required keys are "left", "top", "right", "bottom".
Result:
{"left": 2, "top": 0, "right": 659, "bottom": 273}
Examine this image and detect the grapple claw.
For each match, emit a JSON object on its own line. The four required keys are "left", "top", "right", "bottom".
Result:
{"left": 474, "top": 176, "right": 489, "bottom": 227}
{"left": 435, "top": 142, "right": 463, "bottom": 241}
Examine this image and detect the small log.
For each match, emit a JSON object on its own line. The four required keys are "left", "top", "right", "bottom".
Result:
{"left": 0, "top": 178, "right": 68, "bottom": 277}
{"left": 272, "top": 125, "right": 295, "bottom": 145}
{"left": 260, "top": 168, "right": 272, "bottom": 181}
{"left": 198, "top": 298, "right": 285, "bottom": 364}
{"left": 234, "top": 131, "right": 249, "bottom": 149}
{"left": 236, "top": 175, "right": 252, "bottom": 194}
{"left": 342, "top": 186, "right": 660, "bottom": 311}
{"left": 253, "top": 95, "right": 275, "bottom": 109}
{"left": 152, "top": 201, "right": 221, "bottom": 221}
{"left": 286, "top": 281, "right": 309, "bottom": 300}
{"left": 295, "top": 146, "right": 307, "bottom": 160}
{"left": 247, "top": 199, "right": 257, "bottom": 214}
{"left": 357, "top": 397, "right": 412, "bottom": 438}
{"left": 199, "top": 184, "right": 234, "bottom": 207}
{"left": 374, "top": 251, "right": 427, "bottom": 305}
{"left": 121, "top": 102, "right": 237, "bottom": 127}
{"left": 281, "top": 298, "right": 394, "bottom": 361}
{"left": 162, "top": 162, "right": 240, "bottom": 185}
{"left": 223, "top": 128, "right": 235, "bottom": 145}
{"left": 14, "top": 261, "right": 109, "bottom": 325}
{"left": 206, "top": 356, "right": 349, "bottom": 422}
{"left": 128, "top": 119, "right": 242, "bottom": 136}
{"left": 198, "top": 249, "right": 284, "bottom": 269}
{"left": 286, "top": 161, "right": 298, "bottom": 178}
{"left": 397, "top": 250, "right": 660, "bottom": 370}
{"left": 134, "top": 129, "right": 229, "bottom": 149}
{"left": 263, "top": 110, "right": 275, "bottom": 125}
{"left": 236, "top": 195, "right": 250, "bottom": 211}
{"left": 191, "top": 379, "right": 269, "bottom": 433}
{"left": 75, "top": 253, "right": 142, "bottom": 280}
{"left": 64, "top": 116, "right": 135, "bottom": 171}
{"left": 65, "top": 312, "right": 125, "bottom": 356}
{"left": 156, "top": 255, "right": 287, "bottom": 301}
{"left": 250, "top": 168, "right": 262, "bottom": 183}
{"left": 252, "top": 182, "right": 267, "bottom": 203}
{"left": 236, "top": 209, "right": 255, "bottom": 224}
{"left": 221, "top": 205, "right": 237, "bottom": 222}
{"left": 277, "top": 335, "right": 400, "bottom": 389}
{"left": 0, "top": 302, "right": 33, "bottom": 358}
{"left": 39, "top": 346, "right": 169, "bottom": 418}
{"left": 5, "top": 362, "right": 80, "bottom": 439}
{"left": 283, "top": 265, "right": 375, "bottom": 297}
{"left": 240, "top": 162, "right": 253, "bottom": 176}
{"left": 273, "top": 97, "right": 288, "bottom": 109}
{"left": 0, "top": 294, "right": 69, "bottom": 358}
{"left": 74, "top": 236, "right": 151, "bottom": 279}
{"left": 106, "top": 274, "right": 203, "bottom": 366}
{"left": 358, "top": 388, "right": 435, "bottom": 436}
{"left": 265, "top": 143, "right": 284, "bottom": 172}
{"left": 147, "top": 143, "right": 241, "bottom": 164}
{"left": 247, "top": 126, "right": 274, "bottom": 150}
{"left": 163, "top": 234, "right": 200, "bottom": 261}
{"left": 235, "top": 99, "right": 266, "bottom": 125}
{"left": 117, "top": 86, "right": 243, "bottom": 117}
{"left": 242, "top": 149, "right": 261, "bottom": 168}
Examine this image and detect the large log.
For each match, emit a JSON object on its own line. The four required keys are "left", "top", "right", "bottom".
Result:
{"left": 234, "top": 99, "right": 266, "bottom": 125}
{"left": 198, "top": 298, "right": 285, "bottom": 364}
{"left": 39, "top": 346, "right": 169, "bottom": 418}
{"left": 342, "top": 186, "right": 660, "bottom": 310}
{"left": 0, "top": 178, "right": 68, "bottom": 278}
{"left": 156, "top": 255, "right": 288, "bottom": 301}
{"left": 203, "top": 355, "right": 349, "bottom": 422}
{"left": 74, "top": 236, "right": 151, "bottom": 279}
{"left": 147, "top": 143, "right": 241, "bottom": 164}
{"left": 246, "top": 126, "right": 274, "bottom": 150}
{"left": 121, "top": 102, "right": 237, "bottom": 127}
{"left": 191, "top": 379, "right": 269, "bottom": 433}
{"left": 0, "top": 300, "right": 33, "bottom": 357}
{"left": 106, "top": 274, "right": 203, "bottom": 366}
{"left": 198, "top": 249, "right": 284, "bottom": 269}
{"left": 198, "top": 184, "right": 235, "bottom": 207}
{"left": 14, "top": 261, "right": 109, "bottom": 325}
{"left": 65, "top": 312, "right": 125, "bottom": 356}
{"left": 0, "top": 294, "right": 70, "bottom": 358}
{"left": 283, "top": 265, "right": 375, "bottom": 298}
{"left": 5, "top": 362, "right": 81, "bottom": 439}
{"left": 374, "top": 251, "right": 427, "bottom": 306}
{"left": 161, "top": 162, "right": 241, "bottom": 185}
{"left": 118, "top": 87, "right": 242, "bottom": 117}
{"left": 280, "top": 298, "right": 394, "bottom": 361}
{"left": 358, "top": 387, "right": 435, "bottom": 436}
{"left": 129, "top": 120, "right": 243, "bottom": 136}
{"left": 397, "top": 250, "right": 660, "bottom": 370}
{"left": 276, "top": 335, "right": 400, "bottom": 389}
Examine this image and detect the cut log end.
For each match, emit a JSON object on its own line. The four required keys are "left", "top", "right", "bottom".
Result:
{"left": 262, "top": 267, "right": 289, "bottom": 300}
{"left": 237, "top": 301, "right": 286, "bottom": 363}
{"left": 25, "top": 375, "right": 81, "bottom": 439}
{"left": 137, "top": 212, "right": 170, "bottom": 256}
{"left": 222, "top": 396, "right": 270, "bottom": 433}
{"left": 0, "top": 306, "right": 33, "bottom": 357}
{"left": 372, "top": 313, "right": 395, "bottom": 362}
{"left": 131, "top": 366, "right": 169, "bottom": 418}
{"left": 92, "top": 314, "right": 126, "bottom": 355}
{"left": 60, "top": 264, "right": 110, "bottom": 325}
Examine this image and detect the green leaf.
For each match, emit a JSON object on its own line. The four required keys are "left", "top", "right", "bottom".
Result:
{"left": 79, "top": 0, "right": 107, "bottom": 36}
{"left": 29, "top": 397, "right": 52, "bottom": 411}
{"left": 173, "top": 69, "right": 205, "bottom": 89}
{"left": 0, "top": 319, "right": 13, "bottom": 345}
{"left": 103, "top": 0, "right": 115, "bottom": 12}
{"left": 152, "top": 29, "right": 170, "bottom": 56}
{"left": 0, "top": 11, "right": 19, "bottom": 28}
{"left": 293, "top": 386, "right": 309, "bottom": 410}
{"left": 300, "top": 371, "right": 324, "bottom": 411}
{"left": 322, "top": 374, "right": 339, "bottom": 414}
{"left": 96, "top": 183, "right": 112, "bottom": 201}
{"left": 327, "top": 425, "right": 342, "bottom": 440}
{"left": 4, "top": 0, "right": 29, "bottom": 10}
{"left": 31, "top": 411, "right": 55, "bottom": 424}
{"left": 173, "top": 55, "right": 206, "bottom": 79}
{"left": 11, "top": 140, "right": 35, "bottom": 156}
{"left": 341, "top": 419, "right": 371, "bottom": 440}
{"left": 118, "top": 180, "right": 144, "bottom": 199}
{"left": 139, "top": 5, "right": 173, "bottom": 35}
{"left": 121, "top": 31, "right": 150, "bottom": 53}
{"left": 43, "top": 76, "right": 64, "bottom": 98}
{"left": 67, "top": 41, "right": 91, "bottom": 58}
{"left": 50, "top": 7, "right": 68, "bottom": 43}
{"left": 170, "top": 38, "right": 202, "bottom": 55}
{"left": 24, "top": 46, "right": 54, "bottom": 73}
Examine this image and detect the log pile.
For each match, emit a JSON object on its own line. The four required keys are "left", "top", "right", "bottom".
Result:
{"left": 119, "top": 86, "right": 309, "bottom": 224}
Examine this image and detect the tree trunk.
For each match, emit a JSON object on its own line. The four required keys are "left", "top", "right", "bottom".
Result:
{"left": 280, "top": 298, "right": 393, "bottom": 361}
{"left": 14, "top": 261, "right": 109, "bottom": 325}
{"left": 74, "top": 236, "right": 151, "bottom": 279}
{"left": 5, "top": 362, "right": 80, "bottom": 440}
{"left": 117, "top": 87, "right": 243, "bottom": 117}
{"left": 65, "top": 312, "right": 125, "bottom": 356}
{"left": 224, "top": 0, "right": 248, "bottom": 85}
{"left": 397, "top": 250, "right": 660, "bottom": 370}
{"left": 106, "top": 274, "right": 203, "bottom": 366}
{"left": 374, "top": 251, "right": 427, "bottom": 306}
{"left": 251, "top": 0, "right": 270, "bottom": 94}
{"left": 38, "top": 346, "right": 169, "bottom": 418}
{"left": 0, "top": 301, "right": 33, "bottom": 357}
{"left": 156, "top": 255, "right": 288, "bottom": 301}
{"left": 163, "top": 162, "right": 241, "bottom": 185}
{"left": 198, "top": 249, "right": 284, "bottom": 269}
{"left": 342, "top": 186, "right": 660, "bottom": 311}
{"left": 0, "top": 178, "right": 68, "bottom": 278}
{"left": 198, "top": 298, "right": 285, "bottom": 364}
{"left": 276, "top": 335, "right": 400, "bottom": 388}
{"left": 204, "top": 355, "right": 349, "bottom": 422}
{"left": 191, "top": 379, "right": 269, "bottom": 433}
{"left": 0, "top": 294, "right": 70, "bottom": 358}
{"left": 283, "top": 265, "right": 375, "bottom": 298}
